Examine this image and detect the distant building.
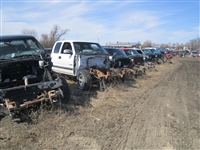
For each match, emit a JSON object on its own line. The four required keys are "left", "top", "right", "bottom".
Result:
{"left": 107, "top": 42, "right": 141, "bottom": 48}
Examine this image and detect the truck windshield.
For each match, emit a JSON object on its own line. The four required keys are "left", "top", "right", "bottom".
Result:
{"left": 73, "top": 42, "right": 108, "bottom": 54}
{"left": 105, "top": 48, "right": 127, "bottom": 58}
{"left": 124, "top": 49, "right": 141, "bottom": 56}
{"left": 0, "top": 38, "right": 45, "bottom": 59}
{"left": 143, "top": 49, "right": 153, "bottom": 54}
{"left": 154, "top": 49, "right": 161, "bottom": 54}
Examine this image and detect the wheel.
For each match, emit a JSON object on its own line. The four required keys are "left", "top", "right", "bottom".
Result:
{"left": 59, "top": 76, "right": 71, "bottom": 104}
{"left": 77, "top": 70, "right": 92, "bottom": 90}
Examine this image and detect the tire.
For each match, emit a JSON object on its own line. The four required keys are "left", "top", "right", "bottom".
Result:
{"left": 59, "top": 76, "right": 71, "bottom": 104}
{"left": 77, "top": 70, "right": 92, "bottom": 90}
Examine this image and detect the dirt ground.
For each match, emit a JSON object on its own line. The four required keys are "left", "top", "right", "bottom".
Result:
{"left": 0, "top": 56, "right": 199, "bottom": 150}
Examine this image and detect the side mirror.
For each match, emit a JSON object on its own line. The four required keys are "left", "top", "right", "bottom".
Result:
{"left": 109, "top": 55, "right": 113, "bottom": 61}
{"left": 63, "top": 49, "right": 72, "bottom": 54}
{"left": 39, "top": 60, "right": 44, "bottom": 68}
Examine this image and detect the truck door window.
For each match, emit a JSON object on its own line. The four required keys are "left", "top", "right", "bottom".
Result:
{"left": 61, "top": 42, "right": 72, "bottom": 53}
{"left": 53, "top": 42, "right": 62, "bottom": 53}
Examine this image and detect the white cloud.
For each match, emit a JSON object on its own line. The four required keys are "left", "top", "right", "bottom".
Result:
{"left": 168, "top": 29, "right": 199, "bottom": 43}
{"left": 1, "top": 1, "right": 199, "bottom": 45}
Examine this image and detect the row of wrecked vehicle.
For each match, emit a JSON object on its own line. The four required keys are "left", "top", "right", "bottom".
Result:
{"left": 0, "top": 35, "right": 172, "bottom": 119}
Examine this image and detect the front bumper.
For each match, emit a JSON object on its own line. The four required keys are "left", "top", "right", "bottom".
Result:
{"left": 0, "top": 79, "right": 63, "bottom": 113}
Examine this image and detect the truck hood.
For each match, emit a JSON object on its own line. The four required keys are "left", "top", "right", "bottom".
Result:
{"left": 76, "top": 54, "right": 111, "bottom": 73}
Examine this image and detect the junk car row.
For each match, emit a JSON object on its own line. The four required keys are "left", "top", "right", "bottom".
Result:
{"left": 0, "top": 35, "right": 173, "bottom": 118}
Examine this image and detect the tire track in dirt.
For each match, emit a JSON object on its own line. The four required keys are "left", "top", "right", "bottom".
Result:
{"left": 170, "top": 59, "right": 200, "bottom": 149}
{"left": 116, "top": 58, "right": 199, "bottom": 150}
{"left": 113, "top": 62, "right": 181, "bottom": 150}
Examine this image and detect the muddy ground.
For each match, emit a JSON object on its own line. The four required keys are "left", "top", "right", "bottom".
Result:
{"left": 0, "top": 56, "right": 199, "bottom": 150}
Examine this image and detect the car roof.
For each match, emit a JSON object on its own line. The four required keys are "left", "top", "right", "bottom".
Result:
{"left": 120, "top": 48, "right": 141, "bottom": 50}
{"left": 104, "top": 47, "right": 120, "bottom": 50}
{"left": 56, "top": 40, "right": 98, "bottom": 43}
{"left": 0, "top": 34, "right": 35, "bottom": 40}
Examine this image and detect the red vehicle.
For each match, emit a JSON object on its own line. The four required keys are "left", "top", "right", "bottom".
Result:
{"left": 196, "top": 52, "right": 200, "bottom": 57}
{"left": 120, "top": 48, "right": 145, "bottom": 66}
{"left": 165, "top": 52, "right": 173, "bottom": 59}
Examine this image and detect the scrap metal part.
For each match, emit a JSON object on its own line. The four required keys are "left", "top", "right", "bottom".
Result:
{"left": 90, "top": 67, "right": 139, "bottom": 90}
{"left": 0, "top": 78, "right": 63, "bottom": 116}
{"left": 143, "top": 61, "right": 156, "bottom": 70}
{"left": 90, "top": 68, "right": 111, "bottom": 79}
{"left": 122, "top": 68, "right": 138, "bottom": 77}
{"left": 89, "top": 68, "right": 127, "bottom": 80}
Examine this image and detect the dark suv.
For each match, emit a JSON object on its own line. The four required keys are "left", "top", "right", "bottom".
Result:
{"left": 0, "top": 35, "right": 70, "bottom": 117}
{"left": 136, "top": 49, "right": 157, "bottom": 62}
{"left": 103, "top": 47, "right": 134, "bottom": 68}
{"left": 103, "top": 47, "right": 138, "bottom": 79}
{"left": 148, "top": 48, "right": 165, "bottom": 63}
{"left": 120, "top": 48, "right": 145, "bottom": 66}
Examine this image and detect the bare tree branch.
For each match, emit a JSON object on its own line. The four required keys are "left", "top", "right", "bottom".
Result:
{"left": 21, "top": 29, "right": 38, "bottom": 39}
{"left": 40, "top": 25, "right": 69, "bottom": 48}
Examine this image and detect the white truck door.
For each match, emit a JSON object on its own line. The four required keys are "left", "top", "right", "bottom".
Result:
{"left": 51, "top": 42, "right": 74, "bottom": 76}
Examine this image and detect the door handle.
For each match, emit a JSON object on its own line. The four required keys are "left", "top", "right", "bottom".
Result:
{"left": 58, "top": 56, "right": 61, "bottom": 59}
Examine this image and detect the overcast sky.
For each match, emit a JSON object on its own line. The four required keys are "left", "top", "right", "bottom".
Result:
{"left": 1, "top": 0, "right": 199, "bottom": 45}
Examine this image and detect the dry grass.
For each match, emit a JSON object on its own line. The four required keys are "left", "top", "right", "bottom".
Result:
{"left": 0, "top": 60, "right": 180, "bottom": 149}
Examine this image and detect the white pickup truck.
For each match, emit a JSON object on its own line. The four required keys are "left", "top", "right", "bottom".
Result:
{"left": 51, "top": 40, "right": 120, "bottom": 90}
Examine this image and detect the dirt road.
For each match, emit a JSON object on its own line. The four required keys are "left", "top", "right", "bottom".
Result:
{"left": 0, "top": 57, "right": 199, "bottom": 150}
{"left": 117, "top": 58, "right": 200, "bottom": 150}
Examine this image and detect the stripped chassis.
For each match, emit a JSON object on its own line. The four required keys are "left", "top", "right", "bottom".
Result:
{"left": 1, "top": 79, "right": 63, "bottom": 117}
{"left": 90, "top": 67, "right": 138, "bottom": 90}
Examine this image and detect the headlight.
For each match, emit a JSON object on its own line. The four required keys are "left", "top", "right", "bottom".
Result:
{"left": 143, "top": 57, "right": 145, "bottom": 60}
{"left": 155, "top": 55, "right": 157, "bottom": 57}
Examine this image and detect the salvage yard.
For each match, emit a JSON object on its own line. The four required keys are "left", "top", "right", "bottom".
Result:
{"left": 0, "top": 57, "right": 199, "bottom": 150}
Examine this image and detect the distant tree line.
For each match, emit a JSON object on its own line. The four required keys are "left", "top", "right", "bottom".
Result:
{"left": 22, "top": 25, "right": 199, "bottom": 50}
{"left": 142, "top": 38, "right": 200, "bottom": 50}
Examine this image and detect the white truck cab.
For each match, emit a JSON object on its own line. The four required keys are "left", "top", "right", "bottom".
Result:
{"left": 51, "top": 40, "right": 112, "bottom": 90}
